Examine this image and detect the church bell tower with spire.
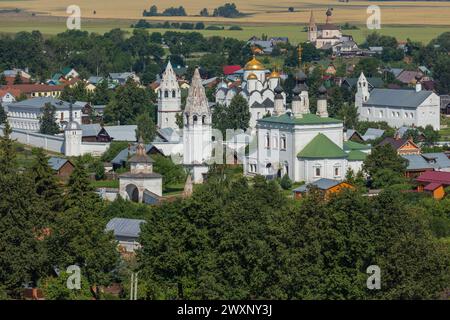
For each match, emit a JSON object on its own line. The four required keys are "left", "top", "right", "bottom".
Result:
{"left": 158, "top": 61, "right": 181, "bottom": 130}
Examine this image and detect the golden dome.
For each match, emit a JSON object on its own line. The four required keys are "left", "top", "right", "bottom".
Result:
{"left": 247, "top": 73, "right": 258, "bottom": 80}
{"left": 268, "top": 70, "right": 281, "bottom": 78}
{"left": 244, "top": 55, "right": 265, "bottom": 71}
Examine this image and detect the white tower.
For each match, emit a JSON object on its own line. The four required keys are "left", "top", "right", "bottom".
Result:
{"left": 183, "top": 67, "right": 212, "bottom": 183}
{"left": 273, "top": 84, "right": 286, "bottom": 116}
{"left": 64, "top": 103, "right": 82, "bottom": 156}
{"left": 316, "top": 85, "right": 329, "bottom": 118}
{"left": 292, "top": 71, "right": 310, "bottom": 117}
{"left": 158, "top": 61, "right": 181, "bottom": 130}
{"left": 355, "top": 72, "right": 370, "bottom": 112}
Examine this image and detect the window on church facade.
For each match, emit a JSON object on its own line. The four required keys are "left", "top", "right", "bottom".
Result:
{"left": 172, "top": 90, "right": 176, "bottom": 98}
{"left": 280, "top": 135, "right": 287, "bottom": 150}
{"left": 164, "top": 90, "right": 169, "bottom": 98}
{"left": 315, "top": 167, "right": 321, "bottom": 177}
{"left": 265, "top": 133, "right": 270, "bottom": 148}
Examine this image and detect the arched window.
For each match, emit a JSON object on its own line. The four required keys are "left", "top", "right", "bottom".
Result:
{"left": 172, "top": 90, "right": 176, "bottom": 98}
{"left": 202, "top": 115, "right": 206, "bottom": 124}
{"left": 265, "top": 133, "right": 270, "bottom": 148}
{"left": 164, "top": 90, "right": 169, "bottom": 98}
{"left": 280, "top": 135, "right": 287, "bottom": 150}
{"left": 272, "top": 136, "right": 278, "bottom": 149}
{"left": 193, "top": 115, "right": 198, "bottom": 124}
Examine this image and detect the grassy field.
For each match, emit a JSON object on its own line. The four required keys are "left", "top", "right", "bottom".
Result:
{"left": 0, "top": 14, "right": 447, "bottom": 44}
{"left": 1, "top": 0, "right": 450, "bottom": 25}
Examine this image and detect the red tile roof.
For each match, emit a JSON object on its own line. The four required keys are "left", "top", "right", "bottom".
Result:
{"left": 424, "top": 182, "right": 442, "bottom": 191}
{"left": 1, "top": 84, "right": 65, "bottom": 94}
{"left": 0, "top": 88, "right": 22, "bottom": 98}
{"left": 4, "top": 76, "right": 31, "bottom": 86}
{"left": 223, "top": 65, "right": 242, "bottom": 75}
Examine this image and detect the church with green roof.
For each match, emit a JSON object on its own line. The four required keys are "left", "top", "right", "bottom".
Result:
{"left": 244, "top": 77, "right": 370, "bottom": 183}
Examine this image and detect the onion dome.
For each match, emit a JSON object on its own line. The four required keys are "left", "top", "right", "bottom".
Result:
{"left": 292, "top": 84, "right": 301, "bottom": 96}
{"left": 274, "top": 83, "right": 284, "bottom": 99}
{"left": 247, "top": 73, "right": 258, "bottom": 80}
{"left": 244, "top": 55, "right": 265, "bottom": 71}
{"left": 268, "top": 70, "right": 281, "bottom": 79}
{"left": 318, "top": 85, "right": 327, "bottom": 98}
{"left": 294, "top": 70, "right": 307, "bottom": 82}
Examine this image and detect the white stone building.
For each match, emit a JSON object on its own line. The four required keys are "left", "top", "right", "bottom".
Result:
{"left": 157, "top": 62, "right": 182, "bottom": 131}
{"left": 6, "top": 97, "right": 82, "bottom": 131}
{"left": 246, "top": 80, "right": 368, "bottom": 183}
{"left": 355, "top": 72, "right": 441, "bottom": 130}
{"left": 119, "top": 139, "right": 163, "bottom": 203}
{"left": 308, "top": 10, "right": 348, "bottom": 50}
{"left": 183, "top": 67, "right": 213, "bottom": 183}
{"left": 215, "top": 56, "right": 286, "bottom": 129}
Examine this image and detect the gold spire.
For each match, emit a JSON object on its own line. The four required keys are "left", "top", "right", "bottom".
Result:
{"left": 297, "top": 45, "right": 303, "bottom": 68}
{"left": 244, "top": 55, "right": 265, "bottom": 71}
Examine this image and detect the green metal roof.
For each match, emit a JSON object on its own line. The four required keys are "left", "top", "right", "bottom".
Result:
{"left": 258, "top": 113, "right": 342, "bottom": 126}
{"left": 61, "top": 67, "right": 73, "bottom": 75}
{"left": 343, "top": 140, "right": 371, "bottom": 151}
{"left": 297, "top": 133, "right": 347, "bottom": 159}
{"left": 347, "top": 150, "right": 368, "bottom": 161}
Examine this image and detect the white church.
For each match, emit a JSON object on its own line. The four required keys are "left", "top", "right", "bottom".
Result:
{"left": 355, "top": 72, "right": 441, "bottom": 130}
{"left": 215, "top": 55, "right": 286, "bottom": 128}
{"left": 245, "top": 73, "right": 368, "bottom": 183}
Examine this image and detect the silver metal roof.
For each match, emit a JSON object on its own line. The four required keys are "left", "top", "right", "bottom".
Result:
{"left": 106, "top": 217, "right": 146, "bottom": 239}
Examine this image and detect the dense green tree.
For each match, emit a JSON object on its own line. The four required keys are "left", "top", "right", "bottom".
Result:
{"left": 135, "top": 112, "right": 156, "bottom": 143}
{"left": 39, "top": 102, "right": 60, "bottom": 135}
{"left": 363, "top": 144, "right": 408, "bottom": 188}
{"left": 0, "top": 126, "right": 49, "bottom": 296}
{"left": 0, "top": 123, "right": 16, "bottom": 175}
{"left": 152, "top": 154, "right": 186, "bottom": 191}
{"left": 423, "top": 125, "right": 440, "bottom": 146}
{"left": 92, "top": 79, "right": 111, "bottom": 105}
{"left": 0, "top": 74, "right": 7, "bottom": 85}
{"left": 41, "top": 272, "right": 93, "bottom": 300}
{"left": 0, "top": 103, "right": 7, "bottom": 124}
{"left": 27, "top": 148, "right": 63, "bottom": 214}
{"left": 13, "top": 72, "right": 23, "bottom": 84}
{"left": 226, "top": 94, "right": 251, "bottom": 131}
{"left": 104, "top": 79, "right": 155, "bottom": 125}
{"left": 47, "top": 160, "right": 119, "bottom": 297}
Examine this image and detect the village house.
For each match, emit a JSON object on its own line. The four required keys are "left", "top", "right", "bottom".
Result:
{"left": 415, "top": 171, "right": 450, "bottom": 199}
{"left": 403, "top": 153, "right": 450, "bottom": 178}
{"left": 48, "top": 156, "right": 75, "bottom": 178}
{"left": 1, "top": 84, "right": 64, "bottom": 99}
{"left": 378, "top": 136, "right": 421, "bottom": 155}
{"left": 293, "top": 178, "right": 354, "bottom": 200}
{"left": 106, "top": 217, "right": 146, "bottom": 253}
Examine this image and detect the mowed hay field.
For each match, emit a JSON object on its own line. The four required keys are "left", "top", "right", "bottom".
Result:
{"left": 1, "top": 0, "right": 450, "bottom": 25}
{"left": 0, "top": 1, "right": 449, "bottom": 44}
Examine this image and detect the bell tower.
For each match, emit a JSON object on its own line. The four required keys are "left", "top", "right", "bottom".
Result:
{"left": 158, "top": 61, "right": 181, "bottom": 130}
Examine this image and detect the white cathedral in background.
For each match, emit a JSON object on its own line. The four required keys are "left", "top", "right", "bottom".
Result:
{"left": 215, "top": 56, "right": 286, "bottom": 128}
{"left": 246, "top": 72, "right": 368, "bottom": 183}
{"left": 157, "top": 61, "right": 182, "bottom": 131}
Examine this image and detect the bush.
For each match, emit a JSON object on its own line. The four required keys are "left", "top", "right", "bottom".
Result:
{"left": 229, "top": 25, "right": 242, "bottom": 31}
{"left": 205, "top": 25, "right": 223, "bottom": 30}
{"left": 280, "top": 174, "right": 293, "bottom": 190}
